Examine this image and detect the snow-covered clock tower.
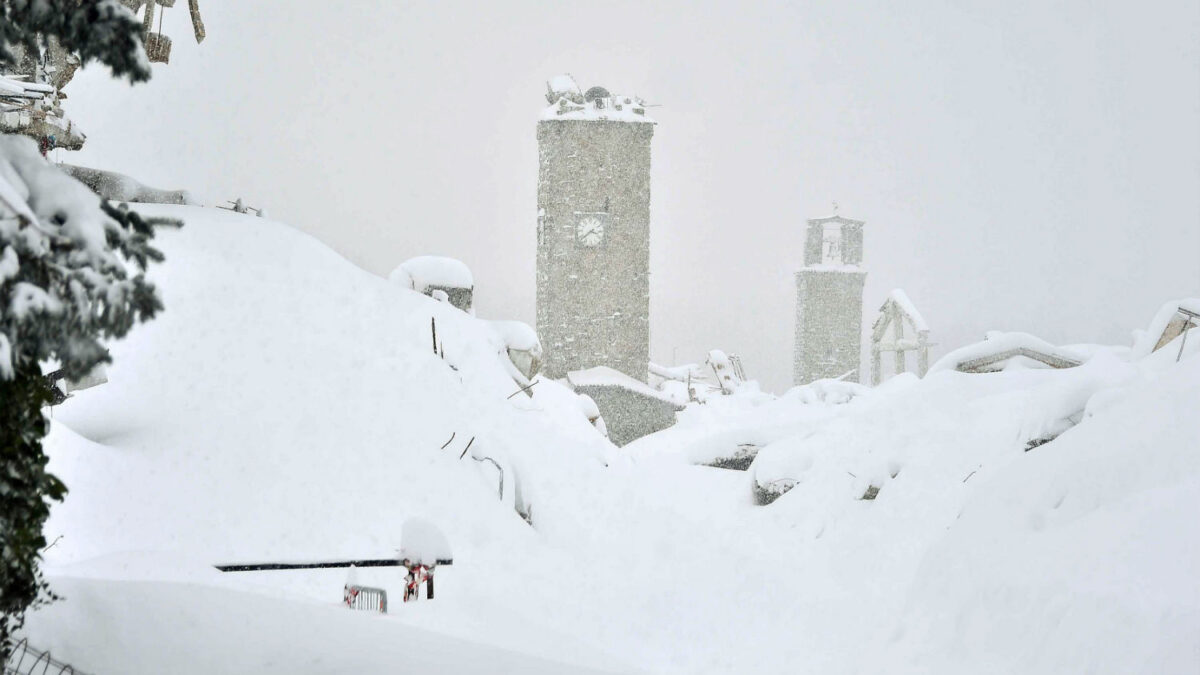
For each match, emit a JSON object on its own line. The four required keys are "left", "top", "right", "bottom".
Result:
{"left": 794, "top": 213, "right": 867, "bottom": 385}
{"left": 536, "top": 75, "right": 655, "bottom": 381}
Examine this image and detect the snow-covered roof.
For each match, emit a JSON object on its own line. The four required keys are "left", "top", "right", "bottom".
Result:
{"left": 0, "top": 76, "right": 84, "bottom": 150}
{"left": 0, "top": 75, "right": 54, "bottom": 99}
{"left": 807, "top": 214, "right": 865, "bottom": 226}
{"left": 886, "top": 289, "right": 929, "bottom": 332}
{"left": 648, "top": 362, "right": 705, "bottom": 382}
{"left": 566, "top": 366, "right": 680, "bottom": 406}
{"left": 929, "top": 331, "right": 1084, "bottom": 374}
{"left": 390, "top": 256, "right": 473, "bottom": 291}
{"left": 1131, "top": 297, "right": 1200, "bottom": 359}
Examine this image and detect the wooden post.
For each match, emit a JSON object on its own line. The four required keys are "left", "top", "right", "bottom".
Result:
{"left": 188, "top": 0, "right": 207, "bottom": 43}
{"left": 141, "top": 0, "right": 155, "bottom": 35}
{"left": 917, "top": 331, "right": 930, "bottom": 377}
{"left": 892, "top": 303, "right": 906, "bottom": 377}
{"left": 871, "top": 344, "right": 882, "bottom": 386}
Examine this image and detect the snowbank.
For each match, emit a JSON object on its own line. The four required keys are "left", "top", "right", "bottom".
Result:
{"left": 21, "top": 573, "right": 618, "bottom": 675}
{"left": 35, "top": 205, "right": 623, "bottom": 672}
{"left": 871, "top": 356, "right": 1200, "bottom": 674}
{"left": 27, "top": 202, "right": 1198, "bottom": 674}
{"left": 782, "top": 377, "right": 871, "bottom": 405}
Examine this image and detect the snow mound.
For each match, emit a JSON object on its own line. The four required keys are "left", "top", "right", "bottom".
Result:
{"left": 389, "top": 255, "right": 474, "bottom": 291}
{"left": 400, "top": 517, "right": 454, "bottom": 565}
{"left": 27, "top": 201, "right": 1198, "bottom": 674}
{"left": 487, "top": 319, "right": 540, "bottom": 353}
{"left": 782, "top": 377, "right": 870, "bottom": 405}
{"left": 929, "top": 330, "right": 1085, "bottom": 373}
{"left": 20, "top": 574, "right": 618, "bottom": 675}
{"left": 36, "top": 204, "right": 622, "bottom": 672}
{"left": 872, "top": 355, "right": 1200, "bottom": 674}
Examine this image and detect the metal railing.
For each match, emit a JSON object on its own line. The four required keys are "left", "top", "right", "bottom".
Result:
{"left": 3, "top": 639, "right": 90, "bottom": 675}
{"left": 344, "top": 584, "right": 387, "bottom": 613}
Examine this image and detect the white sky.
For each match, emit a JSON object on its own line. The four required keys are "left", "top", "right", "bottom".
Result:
{"left": 64, "top": 0, "right": 1200, "bottom": 393}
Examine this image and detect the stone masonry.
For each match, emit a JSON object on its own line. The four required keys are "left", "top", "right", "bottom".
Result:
{"left": 536, "top": 103, "right": 654, "bottom": 381}
{"left": 794, "top": 215, "right": 867, "bottom": 385}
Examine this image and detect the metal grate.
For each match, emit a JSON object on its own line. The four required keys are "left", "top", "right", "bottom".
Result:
{"left": 344, "top": 584, "right": 387, "bottom": 613}
{"left": 3, "top": 639, "right": 91, "bottom": 675}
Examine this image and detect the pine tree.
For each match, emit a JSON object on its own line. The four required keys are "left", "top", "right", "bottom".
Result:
{"left": 0, "top": 0, "right": 151, "bottom": 83}
{"left": 0, "top": 0, "right": 164, "bottom": 654}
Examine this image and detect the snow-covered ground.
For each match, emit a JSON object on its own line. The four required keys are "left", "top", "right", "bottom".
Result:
{"left": 23, "top": 205, "right": 1200, "bottom": 674}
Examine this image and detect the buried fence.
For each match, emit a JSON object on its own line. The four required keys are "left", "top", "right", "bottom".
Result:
{"left": 344, "top": 584, "right": 388, "bottom": 613}
{"left": 3, "top": 639, "right": 90, "bottom": 675}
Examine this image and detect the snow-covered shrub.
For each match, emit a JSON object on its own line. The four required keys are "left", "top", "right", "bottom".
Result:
{"left": 0, "top": 134, "right": 174, "bottom": 649}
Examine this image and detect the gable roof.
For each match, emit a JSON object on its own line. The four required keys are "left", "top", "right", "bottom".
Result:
{"left": 807, "top": 214, "right": 864, "bottom": 227}
{"left": 872, "top": 288, "right": 930, "bottom": 342}
{"left": 930, "top": 332, "right": 1084, "bottom": 374}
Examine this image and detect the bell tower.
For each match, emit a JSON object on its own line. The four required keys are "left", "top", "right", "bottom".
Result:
{"left": 794, "top": 214, "right": 867, "bottom": 385}
{"left": 536, "top": 75, "right": 655, "bottom": 381}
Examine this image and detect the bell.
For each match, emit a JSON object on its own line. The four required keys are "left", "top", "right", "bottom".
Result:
{"left": 145, "top": 32, "right": 172, "bottom": 64}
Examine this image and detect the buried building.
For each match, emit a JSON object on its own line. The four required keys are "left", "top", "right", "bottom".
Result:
{"left": 390, "top": 256, "right": 475, "bottom": 314}
{"left": 567, "top": 367, "right": 683, "bottom": 447}
{"left": 870, "top": 289, "right": 932, "bottom": 384}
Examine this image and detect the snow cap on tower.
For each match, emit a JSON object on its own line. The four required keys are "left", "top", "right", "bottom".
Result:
{"left": 546, "top": 74, "right": 583, "bottom": 104}
{"left": 542, "top": 75, "right": 653, "bottom": 123}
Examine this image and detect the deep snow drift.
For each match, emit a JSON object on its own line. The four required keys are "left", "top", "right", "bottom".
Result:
{"left": 23, "top": 205, "right": 1200, "bottom": 674}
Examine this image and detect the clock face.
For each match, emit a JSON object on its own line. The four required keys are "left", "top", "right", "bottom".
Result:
{"left": 576, "top": 216, "right": 605, "bottom": 247}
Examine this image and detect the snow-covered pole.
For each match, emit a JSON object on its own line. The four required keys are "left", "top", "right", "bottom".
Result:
{"left": 891, "top": 302, "right": 906, "bottom": 378}
{"left": 214, "top": 558, "right": 452, "bottom": 572}
{"left": 1177, "top": 308, "right": 1198, "bottom": 362}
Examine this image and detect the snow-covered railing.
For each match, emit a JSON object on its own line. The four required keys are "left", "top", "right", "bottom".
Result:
{"left": 467, "top": 453, "right": 504, "bottom": 500}
{"left": 3, "top": 638, "right": 91, "bottom": 675}
{"left": 344, "top": 584, "right": 387, "bottom": 613}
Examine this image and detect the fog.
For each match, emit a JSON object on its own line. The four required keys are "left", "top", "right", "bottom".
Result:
{"left": 64, "top": 0, "right": 1199, "bottom": 392}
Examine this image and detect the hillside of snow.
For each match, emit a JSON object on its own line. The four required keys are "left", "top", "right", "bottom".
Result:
{"left": 35, "top": 205, "right": 628, "bottom": 673}
{"left": 22, "top": 205, "right": 1200, "bottom": 674}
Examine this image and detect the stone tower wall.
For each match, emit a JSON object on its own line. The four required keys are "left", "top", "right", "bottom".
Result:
{"left": 794, "top": 269, "right": 866, "bottom": 384}
{"left": 536, "top": 119, "right": 654, "bottom": 381}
